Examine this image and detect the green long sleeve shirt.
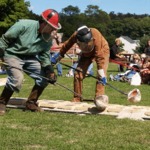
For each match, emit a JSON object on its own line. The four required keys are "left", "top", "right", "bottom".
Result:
{"left": 0, "top": 19, "right": 52, "bottom": 67}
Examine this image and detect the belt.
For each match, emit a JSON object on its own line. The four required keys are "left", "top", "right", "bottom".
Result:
{"left": 7, "top": 52, "right": 36, "bottom": 59}
{"left": 16, "top": 55, "right": 36, "bottom": 59}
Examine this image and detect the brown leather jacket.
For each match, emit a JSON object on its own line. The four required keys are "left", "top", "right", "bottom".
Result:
{"left": 60, "top": 28, "right": 110, "bottom": 70}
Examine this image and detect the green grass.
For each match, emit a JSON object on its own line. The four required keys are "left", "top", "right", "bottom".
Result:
{"left": 0, "top": 61, "right": 150, "bottom": 150}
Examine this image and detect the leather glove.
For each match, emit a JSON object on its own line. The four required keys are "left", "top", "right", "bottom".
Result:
{"left": 44, "top": 65, "right": 57, "bottom": 84}
{"left": 98, "top": 69, "right": 107, "bottom": 85}
{"left": 51, "top": 52, "right": 63, "bottom": 64}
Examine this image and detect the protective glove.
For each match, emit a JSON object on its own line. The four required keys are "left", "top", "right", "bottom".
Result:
{"left": 100, "top": 77, "right": 107, "bottom": 85}
{"left": 44, "top": 65, "right": 57, "bottom": 84}
{"left": 51, "top": 52, "right": 63, "bottom": 64}
{"left": 98, "top": 69, "right": 107, "bottom": 85}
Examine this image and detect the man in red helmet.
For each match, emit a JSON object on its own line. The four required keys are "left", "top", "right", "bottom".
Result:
{"left": 52, "top": 25, "right": 110, "bottom": 106}
{"left": 0, "top": 9, "right": 61, "bottom": 115}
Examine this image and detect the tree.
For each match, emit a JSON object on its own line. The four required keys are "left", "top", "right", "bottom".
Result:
{"left": 0, "top": 0, "right": 30, "bottom": 35}
{"left": 83, "top": 5, "right": 111, "bottom": 37}
{"left": 61, "top": 5, "right": 80, "bottom": 16}
{"left": 84, "top": 5, "right": 100, "bottom": 16}
{"left": 60, "top": 5, "right": 82, "bottom": 40}
{"left": 137, "top": 35, "right": 150, "bottom": 53}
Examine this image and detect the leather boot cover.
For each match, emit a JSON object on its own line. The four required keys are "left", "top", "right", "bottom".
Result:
{"left": 26, "top": 84, "right": 45, "bottom": 112}
{"left": 73, "top": 71, "right": 83, "bottom": 102}
{"left": 95, "top": 81, "right": 105, "bottom": 98}
{"left": 0, "top": 86, "right": 14, "bottom": 115}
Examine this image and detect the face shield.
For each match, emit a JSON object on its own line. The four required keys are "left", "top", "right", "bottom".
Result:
{"left": 41, "top": 24, "right": 57, "bottom": 42}
{"left": 76, "top": 25, "right": 94, "bottom": 53}
{"left": 77, "top": 38, "right": 94, "bottom": 53}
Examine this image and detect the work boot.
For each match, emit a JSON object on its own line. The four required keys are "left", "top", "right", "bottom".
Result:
{"left": 26, "top": 101, "right": 43, "bottom": 112}
{"left": 0, "top": 86, "right": 14, "bottom": 115}
{"left": 25, "top": 84, "right": 45, "bottom": 112}
{"left": 0, "top": 103, "right": 6, "bottom": 115}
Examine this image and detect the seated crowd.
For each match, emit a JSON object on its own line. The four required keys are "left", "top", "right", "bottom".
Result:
{"left": 50, "top": 36, "right": 150, "bottom": 85}
{"left": 110, "top": 51, "right": 150, "bottom": 85}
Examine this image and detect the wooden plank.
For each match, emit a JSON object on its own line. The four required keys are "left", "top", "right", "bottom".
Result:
{"left": 6, "top": 98, "right": 150, "bottom": 121}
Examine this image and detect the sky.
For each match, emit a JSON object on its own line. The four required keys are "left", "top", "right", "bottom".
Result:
{"left": 26, "top": 0, "right": 150, "bottom": 15}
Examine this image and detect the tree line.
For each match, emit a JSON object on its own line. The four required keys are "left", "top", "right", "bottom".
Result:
{"left": 0, "top": 0, "right": 150, "bottom": 52}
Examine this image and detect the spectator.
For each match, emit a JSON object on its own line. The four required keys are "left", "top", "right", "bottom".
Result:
{"left": 144, "top": 39, "right": 150, "bottom": 57}
{"left": 86, "top": 63, "right": 94, "bottom": 76}
{"left": 66, "top": 46, "right": 94, "bottom": 77}
{"left": 140, "top": 56, "right": 150, "bottom": 84}
{"left": 50, "top": 52, "right": 62, "bottom": 76}
{"left": 66, "top": 62, "right": 94, "bottom": 77}
{"left": 110, "top": 65, "right": 141, "bottom": 84}
{"left": 50, "top": 32, "right": 63, "bottom": 76}
{"left": 0, "top": 58, "right": 6, "bottom": 74}
{"left": 130, "top": 53, "right": 142, "bottom": 69}
{"left": 110, "top": 38, "right": 128, "bottom": 72}
{"left": 140, "top": 53, "right": 147, "bottom": 68}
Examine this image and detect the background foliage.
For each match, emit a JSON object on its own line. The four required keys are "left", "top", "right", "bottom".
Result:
{"left": 0, "top": 1, "right": 150, "bottom": 52}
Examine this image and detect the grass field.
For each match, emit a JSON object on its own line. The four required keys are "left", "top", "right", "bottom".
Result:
{"left": 0, "top": 61, "right": 150, "bottom": 150}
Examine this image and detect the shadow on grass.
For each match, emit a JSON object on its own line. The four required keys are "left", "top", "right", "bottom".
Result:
{"left": 88, "top": 107, "right": 105, "bottom": 114}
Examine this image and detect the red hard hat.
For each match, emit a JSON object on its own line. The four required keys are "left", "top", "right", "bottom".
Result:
{"left": 41, "top": 9, "right": 61, "bottom": 30}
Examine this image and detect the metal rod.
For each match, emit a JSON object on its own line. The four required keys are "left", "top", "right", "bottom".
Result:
{"left": 65, "top": 53, "right": 73, "bottom": 60}
{"left": 0, "top": 61, "right": 83, "bottom": 98}
{"left": 60, "top": 62, "right": 128, "bottom": 96}
{"left": 65, "top": 53, "right": 74, "bottom": 65}
{"left": 55, "top": 82, "right": 82, "bottom": 98}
